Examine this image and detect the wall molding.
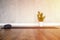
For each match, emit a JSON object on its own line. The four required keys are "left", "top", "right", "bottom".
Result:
{"left": 0, "top": 22, "right": 60, "bottom": 27}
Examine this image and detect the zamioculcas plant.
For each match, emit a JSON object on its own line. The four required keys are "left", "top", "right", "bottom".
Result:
{"left": 37, "top": 11, "right": 45, "bottom": 22}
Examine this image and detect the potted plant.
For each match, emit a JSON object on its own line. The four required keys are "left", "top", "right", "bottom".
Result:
{"left": 37, "top": 11, "right": 45, "bottom": 27}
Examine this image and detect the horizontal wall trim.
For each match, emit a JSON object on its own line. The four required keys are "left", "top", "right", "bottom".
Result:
{"left": 0, "top": 22, "right": 60, "bottom": 27}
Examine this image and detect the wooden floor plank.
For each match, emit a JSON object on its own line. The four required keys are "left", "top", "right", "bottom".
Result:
{"left": 0, "top": 26, "right": 60, "bottom": 40}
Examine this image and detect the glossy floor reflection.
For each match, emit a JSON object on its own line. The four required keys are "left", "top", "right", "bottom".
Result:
{"left": 0, "top": 27, "right": 60, "bottom": 40}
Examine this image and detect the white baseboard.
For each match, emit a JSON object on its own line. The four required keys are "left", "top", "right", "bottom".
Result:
{"left": 0, "top": 23, "right": 60, "bottom": 27}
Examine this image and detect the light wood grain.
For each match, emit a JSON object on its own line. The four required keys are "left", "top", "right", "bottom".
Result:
{"left": 0, "top": 27, "right": 60, "bottom": 40}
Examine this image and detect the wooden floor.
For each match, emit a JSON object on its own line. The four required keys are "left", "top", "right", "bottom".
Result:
{"left": 0, "top": 26, "right": 60, "bottom": 40}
